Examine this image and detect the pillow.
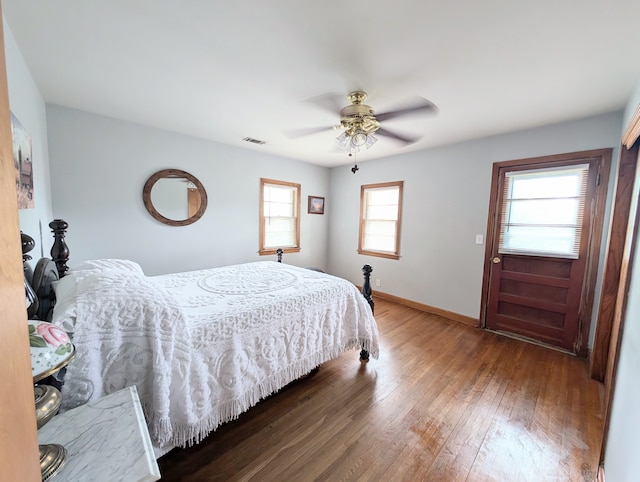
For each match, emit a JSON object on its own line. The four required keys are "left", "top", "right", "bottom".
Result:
{"left": 50, "top": 273, "right": 80, "bottom": 333}
{"left": 70, "top": 258, "right": 145, "bottom": 275}
{"left": 52, "top": 259, "right": 145, "bottom": 332}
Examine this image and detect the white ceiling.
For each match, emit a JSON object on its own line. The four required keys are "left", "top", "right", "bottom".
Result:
{"left": 4, "top": 1, "right": 640, "bottom": 168}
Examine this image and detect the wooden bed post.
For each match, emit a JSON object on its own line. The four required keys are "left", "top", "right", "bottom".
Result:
{"left": 360, "top": 264, "right": 374, "bottom": 361}
{"left": 276, "top": 248, "right": 283, "bottom": 263}
{"left": 21, "top": 231, "right": 39, "bottom": 319}
{"left": 361, "top": 264, "right": 374, "bottom": 313}
{"left": 49, "top": 219, "right": 70, "bottom": 278}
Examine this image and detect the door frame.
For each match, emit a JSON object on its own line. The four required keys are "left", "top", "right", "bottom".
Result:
{"left": 0, "top": 9, "right": 43, "bottom": 479}
{"left": 479, "top": 148, "right": 612, "bottom": 356}
{"left": 589, "top": 141, "right": 639, "bottom": 380}
{"left": 597, "top": 101, "right": 640, "bottom": 466}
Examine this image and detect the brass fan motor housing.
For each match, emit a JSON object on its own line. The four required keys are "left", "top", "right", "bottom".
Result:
{"left": 339, "top": 91, "right": 380, "bottom": 135}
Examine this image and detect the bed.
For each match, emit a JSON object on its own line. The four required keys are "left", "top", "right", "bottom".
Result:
{"left": 24, "top": 220, "right": 380, "bottom": 454}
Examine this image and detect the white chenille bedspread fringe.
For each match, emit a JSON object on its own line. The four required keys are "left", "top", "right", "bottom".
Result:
{"left": 58, "top": 262, "right": 379, "bottom": 450}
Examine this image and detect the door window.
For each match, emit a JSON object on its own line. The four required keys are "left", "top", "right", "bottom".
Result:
{"left": 498, "top": 164, "right": 589, "bottom": 259}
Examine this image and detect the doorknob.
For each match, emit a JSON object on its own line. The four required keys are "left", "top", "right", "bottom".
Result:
{"left": 492, "top": 257, "right": 501, "bottom": 264}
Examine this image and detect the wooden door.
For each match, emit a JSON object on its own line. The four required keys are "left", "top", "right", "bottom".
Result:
{"left": 0, "top": 3, "right": 42, "bottom": 479}
{"left": 482, "top": 150, "right": 611, "bottom": 355}
{"left": 188, "top": 187, "right": 201, "bottom": 217}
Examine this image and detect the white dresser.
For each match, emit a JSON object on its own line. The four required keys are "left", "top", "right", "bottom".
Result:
{"left": 38, "top": 386, "right": 160, "bottom": 481}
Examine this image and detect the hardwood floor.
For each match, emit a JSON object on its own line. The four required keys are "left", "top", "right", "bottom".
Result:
{"left": 158, "top": 298, "right": 604, "bottom": 481}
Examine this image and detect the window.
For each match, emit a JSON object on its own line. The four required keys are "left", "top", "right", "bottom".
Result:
{"left": 498, "top": 164, "right": 589, "bottom": 258}
{"left": 260, "top": 178, "right": 300, "bottom": 255}
{"left": 358, "top": 181, "right": 403, "bottom": 259}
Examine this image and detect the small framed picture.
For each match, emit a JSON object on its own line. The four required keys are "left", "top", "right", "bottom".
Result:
{"left": 308, "top": 196, "right": 325, "bottom": 215}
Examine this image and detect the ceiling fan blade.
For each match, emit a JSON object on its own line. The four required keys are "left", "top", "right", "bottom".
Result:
{"left": 375, "top": 98, "right": 438, "bottom": 122}
{"left": 283, "top": 126, "right": 333, "bottom": 139}
{"left": 376, "top": 127, "right": 421, "bottom": 145}
{"left": 303, "top": 92, "right": 345, "bottom": 114}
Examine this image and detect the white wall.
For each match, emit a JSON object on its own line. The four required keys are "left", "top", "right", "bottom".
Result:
{"left": 328, "top": 112, "right": 623, "bottom": 322}
{"left": 3, "top": 18, "right": 53, "bottom": 263}
{"left": 46, "top": 105, "right": 330, "bottom": 275}
{"left": 603, "top": 77, "right": 640, "bottom": 482}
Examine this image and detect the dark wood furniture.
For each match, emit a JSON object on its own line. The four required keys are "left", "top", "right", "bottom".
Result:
{"left": 21, "top": 220, "right": 70, "bottom": 322}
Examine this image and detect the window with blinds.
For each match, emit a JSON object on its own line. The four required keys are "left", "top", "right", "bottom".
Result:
{"left": 498, "top": 164, "right": 589, "bottom": 258}
{"left": 358, "top": 181, "right": 403, "bottom": 259}
{"left": 260, "top": 178, "right": 300, "bottom": 255}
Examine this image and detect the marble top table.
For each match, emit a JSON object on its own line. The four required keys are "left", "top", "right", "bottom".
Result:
{"left": 38, "top": 386, "right": 160, "bottom": 482}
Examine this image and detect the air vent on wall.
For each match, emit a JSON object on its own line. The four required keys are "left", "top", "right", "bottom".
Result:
{"left": 243, "top": 137, "right": 266, "bottom": 145}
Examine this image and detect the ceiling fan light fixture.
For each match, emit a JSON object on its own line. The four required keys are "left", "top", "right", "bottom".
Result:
{"left": 336, "top": 129, "right": 378, "bottom": 154}
{"left": 294, "top": 90, "right": 436, "bottom": 155}
{"left": 352, "top": 131, "right": 368, "bottom": 147}
{"left": 364, "top": 133, "right": 378, "bottom": 149}
{"left": 335, "top": 131, "right": 351, "bottom": 150}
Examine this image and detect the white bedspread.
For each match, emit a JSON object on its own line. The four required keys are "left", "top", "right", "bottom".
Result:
{"left": 58, "top": 261, "right": 379, "bottom": 450}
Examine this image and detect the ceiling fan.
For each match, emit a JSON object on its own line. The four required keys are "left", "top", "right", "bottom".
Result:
{"left": 285, "top": 90, "right": 438, "bottom": 154}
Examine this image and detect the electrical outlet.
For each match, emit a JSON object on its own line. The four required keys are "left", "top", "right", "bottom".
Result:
{"left": 375, "top": 279, "right": 381, "bottom": 287}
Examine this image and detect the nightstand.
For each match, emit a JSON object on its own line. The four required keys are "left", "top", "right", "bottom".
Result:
{"left": 38, "top": 386, "right": 160, "bottom": 481}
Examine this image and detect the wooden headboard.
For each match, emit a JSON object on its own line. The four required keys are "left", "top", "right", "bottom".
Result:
{"left": 22, "top": 219, "right": 70, "bottom": 321}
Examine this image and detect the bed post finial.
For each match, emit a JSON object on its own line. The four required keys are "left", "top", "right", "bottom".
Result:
{"left": 276, "top": 248, "right": 283, "bottom": 263}
{"left": 49, "top": 219, "right": 70, "bottom": 278}
{"left": 360, "top": 264, "right": 374, "bottom": 362}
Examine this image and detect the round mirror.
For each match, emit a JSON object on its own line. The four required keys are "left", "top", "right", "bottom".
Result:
{"left": 142, "top": 169, "right": 208, "bottom": 226}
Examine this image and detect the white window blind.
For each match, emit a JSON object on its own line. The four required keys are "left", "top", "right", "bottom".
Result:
{"left": 499, "top": 164, "right": 589, "bottom": 259}
{"left": 359, "top": 182, "right": 403, "bottom": 258}
{"left": 262, "top": 181, "right": 299, "bottom": 249}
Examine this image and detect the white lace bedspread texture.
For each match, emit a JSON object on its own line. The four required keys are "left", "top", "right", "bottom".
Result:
{"left": 58, "top": 261, "right": 379, "bottom": 450}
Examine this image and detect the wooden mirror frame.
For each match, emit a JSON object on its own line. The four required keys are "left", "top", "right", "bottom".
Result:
{"left": 142, "top": 169, "right": 208, "bottom": 226}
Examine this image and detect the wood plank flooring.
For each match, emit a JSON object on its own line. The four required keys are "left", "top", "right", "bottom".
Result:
{"left": 158, "top": 298, "right": 604, "bottom": 481}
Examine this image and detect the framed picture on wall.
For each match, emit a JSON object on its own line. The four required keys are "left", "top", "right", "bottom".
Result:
{"left": 11, "top": 112, "right": 34, "bottom": 209}
{"left": 308, "top": 196, "right": 325, "bottom": 214}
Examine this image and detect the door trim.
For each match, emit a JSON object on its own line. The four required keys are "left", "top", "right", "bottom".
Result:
{"left": 590, "top": 142, "right": 639, "bottom": 380}
{"left": 598, "top": 138, "right": 640, "bottom": 465}
{"left": 479, "top": 148, "right": 612, "bottom": 356}
{"left": 0, "top": 9, "right": 42, "bottom": 479}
